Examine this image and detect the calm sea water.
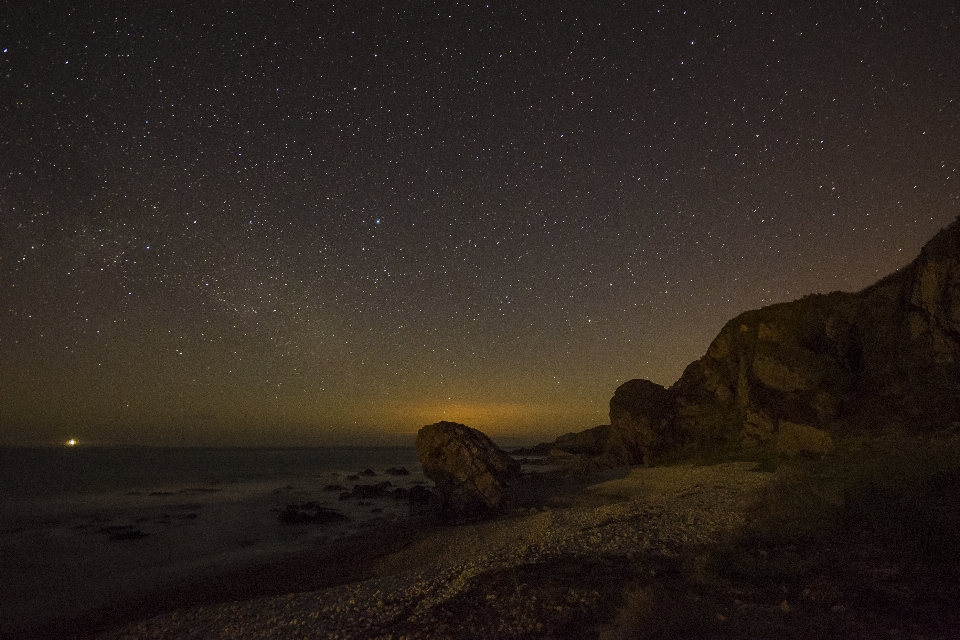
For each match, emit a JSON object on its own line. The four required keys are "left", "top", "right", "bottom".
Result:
{"left": 0, "top": 446, "right": 422, "bottom": 500}
{"left": 1, "top": 446, "right": 427, "bottom": 636}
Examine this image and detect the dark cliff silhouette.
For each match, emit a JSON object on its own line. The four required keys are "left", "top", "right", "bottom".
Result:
{"left": 552, "top": 215, "right": 960, "bottom": 468}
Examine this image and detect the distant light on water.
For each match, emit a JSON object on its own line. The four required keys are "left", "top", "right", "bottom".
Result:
{"left": 65, "top": 438, "right": 77, "bottom": 447}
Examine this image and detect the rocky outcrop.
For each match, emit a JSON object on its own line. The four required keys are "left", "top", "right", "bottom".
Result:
{"left": 775, "top": 422, "right": 834, "bottom": 457}
{"left": 549, "top": 380, "right": 675, "bottom": 469}
{"left": 670, "top": 290, "right": 863, "bottom": 449}
{"left": 549, "top": 424, "right": 619, "bottom": 470}
{"left": 609, "top": 378, "right": 676, "bottom": 464}
{"left": 278, "top": 503, "right": 349, "bottom": 525}
{"left": 385, "top": 467, "right": 411, "bottom": 476}
{"left": 551, "top": 425, "right": 609, "bottom": 454}
{"left": 904, "top": 222, "right": 960, "bottom": 366}
{"left": 415, "top": 421, "right": 522, "bottom": 522}
{"left": 339, "top": 482, "right": 395, "bottom": 500}
{"left": 554, "top": 216, "right": 960, "bottom": 467}
{"left": 668, "top": 216, "right": 960, "bottom": 448}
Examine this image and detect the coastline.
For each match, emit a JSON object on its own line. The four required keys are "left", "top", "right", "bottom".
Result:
{"left": 11, "top": 439, "right": 960, "bottom": 639}
{"left": 0, "top": 447, "right": 428, "bottom": 640}
{"left": 6, "top": 520, "right": 428, "bottom": 640}
{"left": 88, "top": 462, "right": 773, "bottom": 639}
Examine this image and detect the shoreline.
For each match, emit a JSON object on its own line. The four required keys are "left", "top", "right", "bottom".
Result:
{"left": 86, "top": 462, "right": 773, "bottom": 639}
{"left": 16, "top": 435, "right": 956, "bottom": 639}
{"left": 1, "top": 464, "right": 578, "bottom": 640}
{"left": 3, "top": 517, "right": 432, "bottom": 640}
{"left": 0, "top": 452, "right": 430, "bottom": 640}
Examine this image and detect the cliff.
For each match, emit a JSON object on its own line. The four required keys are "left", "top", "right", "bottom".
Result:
{"left": 556, "top": 216, "right": 960, "bottom": 466}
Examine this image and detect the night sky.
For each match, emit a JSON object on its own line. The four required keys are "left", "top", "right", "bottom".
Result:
{"left": 2, "top": 2, "right": 958, "bottom": 446}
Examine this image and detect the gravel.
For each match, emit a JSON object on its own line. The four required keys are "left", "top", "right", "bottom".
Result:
{"left": 98, "top": 462, "right": 772, "bottom": 639}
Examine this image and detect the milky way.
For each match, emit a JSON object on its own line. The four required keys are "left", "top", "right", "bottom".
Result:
{"left": 2, "top": 2, "right": 958, "bottom": 445}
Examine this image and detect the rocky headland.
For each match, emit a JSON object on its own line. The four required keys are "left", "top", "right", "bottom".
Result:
{"left": 543, "top": 215, "right": 960, "bottom": 470}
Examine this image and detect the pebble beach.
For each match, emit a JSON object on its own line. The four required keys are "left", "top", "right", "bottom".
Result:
{"left": 96, "top": 462, "right": 773, "bottom": 639}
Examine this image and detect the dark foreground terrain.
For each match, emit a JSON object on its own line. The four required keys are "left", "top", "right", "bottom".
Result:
{"left": 598, "top": 432, "right": 960, "bottom": 640}
{"left": 38, "top": 431, "right": 952, "bottom": 639}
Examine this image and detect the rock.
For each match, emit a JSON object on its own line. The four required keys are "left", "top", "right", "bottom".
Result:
{"left": 559, "top": 216, "right": 960, "bottom": 463}
{"left": 359, "top": 468, "right": 377, "bottom": 477}
{"left": 609, "top": 378, "right": 675, "bottom": 465}
{"left": 775, "top": 422, "right": 833, "bottom": 457}
{"left": 339, "top": 482, "right": 394, "bottom": 500}
{"left": 548, "top": 380, "right": 674, "bottom": 469}
{"left": 905, "top": 224, "right": 960, "bottom": 365}
{"left": 671, "top": 292, "right": 862, "bottom": 448}
{"left": 510, "top": 442, "right": 553, "bottom": 456}
{"left": 670, "top": 216, "right": 960, "bottom": 446}
{"left": 278, "top": 502, "right": 349, "bottom": 525}
{"left": 549, "top": 424, "right": 615, "bottom": 470}
{"left": 415, "top": 421, "right": 522, "bottom": 522}
{"left": 741, "top": 410, "right": 775, "bottom": 447}
{"left": 385, "top": 466, "right": 410, "bottom": 476}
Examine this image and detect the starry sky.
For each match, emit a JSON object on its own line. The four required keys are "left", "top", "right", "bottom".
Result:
{"left": 2, "top": 2, "right": 958, "bottom": 446}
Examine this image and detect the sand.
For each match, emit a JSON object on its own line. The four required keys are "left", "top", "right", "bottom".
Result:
{"left": 89, "top": 462, "right": 773, "bottom": 639}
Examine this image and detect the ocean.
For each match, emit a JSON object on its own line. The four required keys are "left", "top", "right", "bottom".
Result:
{"left": 0, "top": 445, "right": 423, "bottom": 500}
{"left": 0, "top": 446, "right": 428, "bottom": 636}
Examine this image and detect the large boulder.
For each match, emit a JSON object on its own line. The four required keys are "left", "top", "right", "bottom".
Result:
{"left": 415, "top": 421, "right": 521, "bottom": 522}
{"left": 609, "top": 378, "right": 676, "bottom": 465}
{"left": 549, "top": 380, "right": 675, "bottom": 470}
{"left": 549, "top": 424, "right": 619, "bottom": 471}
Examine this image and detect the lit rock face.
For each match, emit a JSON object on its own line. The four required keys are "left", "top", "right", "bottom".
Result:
{"left": 672, "top": 291, "right": 862, "bottom": 448}
{"left": 672, "top": 214, "right": 960, "bottom": 445}
{"left": 557, "top": 216, "right": 960, "bottom": 468}
{"left": 607, "top": 379, "right": 675, "bottom": 465}
{"left": 547, "top": 380, "right": 675, "bottom": 470}
{"left": 905, "top": 225, "right": 960, "bottom": 365}
{"left": 415, "top": 421, "right": 521, "bottom": 522}
{"left": 776, "top": 422, "right": 833, "bottom": 457}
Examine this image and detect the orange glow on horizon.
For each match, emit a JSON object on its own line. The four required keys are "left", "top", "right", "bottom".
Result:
{"left": 370, "top": 400, "right": 582, "bottom": 437}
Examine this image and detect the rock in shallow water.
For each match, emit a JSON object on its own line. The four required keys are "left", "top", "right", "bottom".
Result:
{"left": 278, "top": 502, "right": 349, "bottom": 525}
{"left": 385, "top": 466, "right": 411, "bottom": 476}
{"left": 415, "top": 421, "right": 521, "bottom": 523}
{"left": 339, "top": 482, "right": 394, "bottom": 500}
